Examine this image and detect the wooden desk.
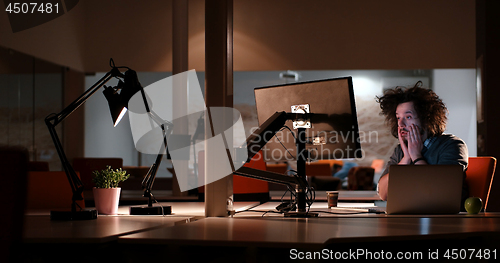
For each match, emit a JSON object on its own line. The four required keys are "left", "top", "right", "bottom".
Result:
{"left": 20, "top": 215, "right": 192, "bottom": 262}
{"left": 23, "top": 215, "right": 191, "bottom": 244}
{"left": 23, "top": 201, "right": 259, "bottom": 243}
{"left": 118, "top": 215, "right": 500, "bottom": 261}
{"left": 120, "top": 216, "right": 500, "bottom": 247}
{"left": 20, "top": 202, "right": 258, "bottom": 262}
{"left": 20, "top": 202, "right": 500, "bottom": 262}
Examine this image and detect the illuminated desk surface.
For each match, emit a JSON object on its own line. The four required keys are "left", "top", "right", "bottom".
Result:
{"left": 23, "top": 201, "right": 259, "bottom": 243}
{"left": 117, "top": 200, "right": 500, "bottom": 248}
{"left": 90, "top": 190, "right": 382, "bottom": 203}
{"left": 117, "top": 201, "right": 500, "bottom": 250}
{"left": 119, "top": 215, "right": 500, "bottom": 248}
{"left": 21, "top": 201, "right": 500, "bottom": 262}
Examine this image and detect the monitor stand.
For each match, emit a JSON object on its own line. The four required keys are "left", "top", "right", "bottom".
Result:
{"left": 283, "top": 127, "right": 318, "bottom": 218}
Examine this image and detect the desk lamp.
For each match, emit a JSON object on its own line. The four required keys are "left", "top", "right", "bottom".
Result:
{"left": 108, "top": 68, "right": 174, "bottom": 215}
{"left": 128, "top": 110, "right": 173, "bottom": 215}
{"left": 45, "top": 59, "right": 142, "bottom": 220}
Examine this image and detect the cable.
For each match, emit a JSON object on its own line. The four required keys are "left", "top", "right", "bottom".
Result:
{"left": 233, "top": 209, "right": 284, "bottom": 217}
{"left": 305, "top": 186, "right": 316, "bottom": 212}
{"left": 275, "top": 125, "right": 319, "bottom": 212}
{"left": 274, "top": 126, "right": 296, "bottom": 159}
{"left": 150, "top": 192, "right": 168, "bottom": 216}
{"left": 109, "top": 58, "right": 131, "bottom": 71}
{"left": 280, "top": 185, "right": 297, "bottom": 203}
{"left": 308, "top": 210, "right": 371, "bottom": 215}
{"left": 280, "top": 125, "right": 297, "bottom": 140}
{"left": 276, "top": 136, "right": 295, "bottom": 159}
{"left": 288, "top": 168, "right": 316, "bottom": 212}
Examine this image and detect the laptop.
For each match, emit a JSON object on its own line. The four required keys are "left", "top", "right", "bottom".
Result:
{"left": 383, "top": 165, "right": 464, "bottom": 214}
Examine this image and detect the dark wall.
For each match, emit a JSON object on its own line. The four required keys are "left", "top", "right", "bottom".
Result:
{"left": 476, "top": 0, "right": 500, "bottom": 210}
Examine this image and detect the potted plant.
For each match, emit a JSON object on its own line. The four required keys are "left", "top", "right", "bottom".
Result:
{"left": 92, "top": 166, "right": 130, "bottom": 215}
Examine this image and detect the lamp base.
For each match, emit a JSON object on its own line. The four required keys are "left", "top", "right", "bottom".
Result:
{"left": 284, "top": 211, "right": 319, "bottom": 218}
{"left": 130, "top": 205, "right": 171, "bottom": 215}
{"left": 50, "top": 209, "right": 98, "bottom": 220}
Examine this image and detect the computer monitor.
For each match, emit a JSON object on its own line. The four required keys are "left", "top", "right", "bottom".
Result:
{"left": 253, "top": 76, "right": 362, "bottom": 162}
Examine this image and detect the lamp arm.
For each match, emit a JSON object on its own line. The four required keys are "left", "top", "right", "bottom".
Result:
{"left": 44, "top": 67, "right": 123, "bottom": 208}
{"left": 45, "top": 120, "right": 81, "bottom": 196}
{"left": 233, "top": 167, "right": 304, "bottom": 189}
{"left": 140, "top": 122, "right": 172, "bottom": 206}
{"left": 48, "top": 68, "right": 122, "bottom": 126}
{"left": 148, "top": 110, "right": 174, "bottom": 130}
{"left": 137, "top": 88, "right": 174, "bottom": 205}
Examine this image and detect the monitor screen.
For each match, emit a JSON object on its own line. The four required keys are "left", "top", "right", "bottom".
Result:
{"left": 253, "top": 76, "right": 362, "bottom": 162}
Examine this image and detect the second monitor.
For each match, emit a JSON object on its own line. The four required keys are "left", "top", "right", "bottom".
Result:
{"left": 253, "top": 76, "right": 362, "bottom": 162}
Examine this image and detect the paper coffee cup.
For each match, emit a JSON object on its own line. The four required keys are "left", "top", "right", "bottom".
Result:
{"left": 326, "top": 191, "right": 339, "bottom": 208}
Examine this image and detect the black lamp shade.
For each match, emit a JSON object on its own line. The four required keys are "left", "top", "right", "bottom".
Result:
{"left": 119, "top": 69, "right": 145, "bottom": 110}
{"left": 103, "top": 86, "right": 127, "bottom": 126}
{"left": 103, "top": 69, "right": 145, "bottom": 127}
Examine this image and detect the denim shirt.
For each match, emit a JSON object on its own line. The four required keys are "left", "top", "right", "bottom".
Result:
{"left": 381, "top": 134, "right": 468, "bottom": 176}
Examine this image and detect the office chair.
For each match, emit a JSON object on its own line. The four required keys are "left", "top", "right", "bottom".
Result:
{"left": 233, "top": 151, "right": 270, "bottom": 202}
{"left": 198, "top": 151, "right": 270, "bottom": 202}
{"left": 347, "top": 166, "right": 375, "bottom": 190}
{"left": 466, "top": 156, "right": 497, "bottom": 211}
{"left": 26, "top": 171, "right": 85, "bottom": 210}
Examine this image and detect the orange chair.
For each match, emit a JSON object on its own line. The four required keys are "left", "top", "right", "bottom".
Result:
{"left": 316, "top": 159, "right": 343, "bottom": 172}
{"left": 26, "top": 171, "right": 85, "bottom": 210}
{"left": 465, "top": 156, "right": 497, "bottom": 211}
{"left": 233, "top": 151, "right": 269, "bottom": 202}
{"left": 307, "top": 162, "right": 342, "bottom": 190}
{"left": 264, "top": 163, "right": 288, "bottom": 191}
{"left": 198, "top": 151, "right": 270, "bottom": 202}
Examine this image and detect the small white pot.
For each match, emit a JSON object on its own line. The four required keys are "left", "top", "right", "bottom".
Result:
{"left": 93, "top": 187, "right": 121, "bottom": 215}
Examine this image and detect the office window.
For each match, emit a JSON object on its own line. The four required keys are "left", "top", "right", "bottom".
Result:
{"left": 0, "top": 47, "right": 63, "bottom": 170}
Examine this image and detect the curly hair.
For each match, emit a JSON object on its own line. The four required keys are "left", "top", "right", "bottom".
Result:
{"left": 376, "top": 81, "right": 448, "bottom": 138}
